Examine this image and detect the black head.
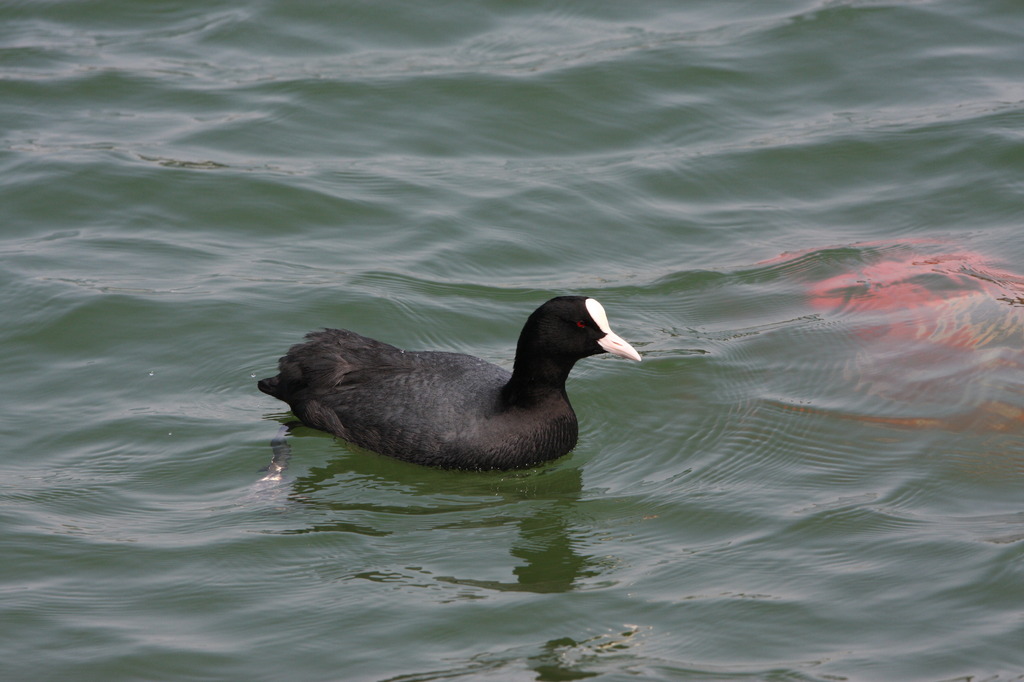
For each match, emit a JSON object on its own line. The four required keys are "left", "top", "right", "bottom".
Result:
{"left": 502, "top": 296, "right": 639, "bottom": 405}
{"left": 516, "top": 296, "right": 641, "bottom": 365}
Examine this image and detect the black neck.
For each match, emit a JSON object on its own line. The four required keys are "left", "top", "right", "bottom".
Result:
{"left": 502, "top": 353, "right": 575, "bottom": 406}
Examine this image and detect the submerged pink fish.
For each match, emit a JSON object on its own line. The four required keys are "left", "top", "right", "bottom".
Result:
{"left": 765, "top": 240, "right": 1023, "bottom": 435}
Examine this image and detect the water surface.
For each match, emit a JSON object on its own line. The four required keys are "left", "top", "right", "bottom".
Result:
{"left": 2, "top": 1, "right": 1022, "bottom": 680}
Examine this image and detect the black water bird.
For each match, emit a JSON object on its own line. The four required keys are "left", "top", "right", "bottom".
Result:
{"left": 258, "top": 296, "right": 641, "bottom": 470}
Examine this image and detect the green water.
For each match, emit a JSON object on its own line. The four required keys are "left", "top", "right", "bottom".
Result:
{"left": 2, "top": 1, "right": 1022, "bottom": 680}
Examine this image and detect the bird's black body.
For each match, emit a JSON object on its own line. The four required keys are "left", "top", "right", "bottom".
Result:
{"left": 258, "top": 296, "right": 639, "bottom": 470}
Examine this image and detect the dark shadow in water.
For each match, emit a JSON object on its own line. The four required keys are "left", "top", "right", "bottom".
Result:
{"left": 254, "top": 423, "right": 601, "bottom": 594}
{"left": 435, "top": 499, "right": 600, "bottom": 594}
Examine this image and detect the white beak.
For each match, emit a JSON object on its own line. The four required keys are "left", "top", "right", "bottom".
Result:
{"left": 598, "top": 331, "right": 642, "bottom": 362}
{"left": 585, "top": 298, "right": 642, "bottom": 362}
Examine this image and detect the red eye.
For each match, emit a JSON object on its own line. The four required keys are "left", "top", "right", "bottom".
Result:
{"left": 576, "top": 320, "right": 587, "bottom": 328}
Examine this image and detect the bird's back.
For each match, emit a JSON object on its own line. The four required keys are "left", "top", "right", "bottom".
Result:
{"left": 258, "top": 329, "right": 577, "bottom": 469}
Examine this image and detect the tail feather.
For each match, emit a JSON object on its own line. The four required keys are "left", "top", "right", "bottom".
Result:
{"left": 257, "top": 376, "right": 281, "bottom": 397}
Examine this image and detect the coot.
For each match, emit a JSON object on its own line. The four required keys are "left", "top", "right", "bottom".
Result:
{"left": 258, "top": 296, "right": 640, "bottom": 470}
